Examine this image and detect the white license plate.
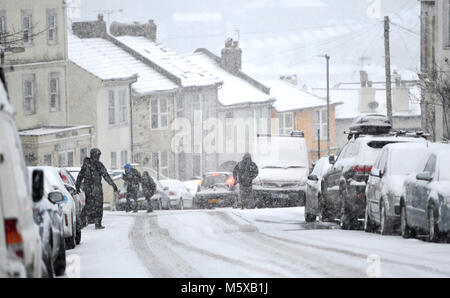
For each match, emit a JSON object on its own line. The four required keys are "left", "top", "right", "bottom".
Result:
{"left": 272, "top": 193, "right": 289, "bottom": 199}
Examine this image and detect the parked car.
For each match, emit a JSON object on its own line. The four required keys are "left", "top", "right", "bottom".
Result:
{"left": 29, "top": 167, "right": 79, "bottom": 249}
{"left": 29, "top": 168, "right": 66, "bottom": 277}
{"left": 305, "top": 157, "right": 331, "bottom": 222}
{"left": 117, "top": 178, "right": 170, "bottom": 211}
{"left": 365, "top": 143, "right": 429, "bottom": 235}
{"left": 160, "top": 179, "right": 194, "bottom": 210}
{"left": 321, "top": 134, "right": 427, "bottom": 230}
{"left": 400, "top": 145, "right": 450, "bottom": 242}
{"left": 183, "top": 180, "right": 201, "bottom": 197}
{"left": 252, "top": 131, "right": 309, "bottom": 208}
{"left": 194, "top": 172, "right": 237, "bottom": 209}
{"left": 0, "top": 78, "right": 42, "bottom": 278}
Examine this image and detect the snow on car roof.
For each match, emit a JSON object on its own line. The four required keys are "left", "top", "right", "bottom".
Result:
{"left": 188, "top": 52, "right": 274, "bottom": 106}
{"left": 113, "top": 35, "right": 222, "bottom": 88}
{"left": 68, "top": 33, "right": 179, "bottom": 94}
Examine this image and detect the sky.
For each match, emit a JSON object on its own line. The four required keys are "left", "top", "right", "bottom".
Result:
{"left": 67, "top": 0, "right": 421, "bottom": 87}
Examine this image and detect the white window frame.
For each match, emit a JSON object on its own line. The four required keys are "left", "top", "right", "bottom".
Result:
{"left": 47, "top": 9, "right": 57, "bottom": 44}
{"left": 120, "top": 150, "right": 128, "bottom": 167}
{"left": 279, "top": 112, "right": 294, "bottom": 135}
{"left": 175, "top": 96, "right": 184, "bottom": 118}
{"left": 150, "top": 98, "right": 168, "bottom": 130}
{"left": 108, "top": 90, "right": 116, "bottom": 125}
{"left": 110, "top": 152, "right": 117, "bottom": 170}
{"left": 43, "top": 154, "right": 52, "bottom": 166}
{"left": 118, "top": 89, "right": 128, "bottom": 124}
{"left": 58, "top": 151, "right": 74, "bottom": 167}
{"left": 49, "top": 72, "right": 60, "bottom": 112}
{"left": 152, "top": 151, "right": 169, "bottom": 177}
{"left": 21, "top": 10, "right": 33, "bottom": 46}
{"left": 23, "top": 74, "right": 36, "bottom": 115}
{"left": 313, "top": 109, "right": 328, "bottom": 141}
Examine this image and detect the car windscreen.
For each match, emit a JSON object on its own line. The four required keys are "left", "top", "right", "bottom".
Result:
{"left": 389, "top": 148, "right": 427, "bottom": 175}
{"left": 360, "top": 141, "right": 402, "bottom": 165}
{"left": 201, "top": 175, "right": 228, "bottom": 188}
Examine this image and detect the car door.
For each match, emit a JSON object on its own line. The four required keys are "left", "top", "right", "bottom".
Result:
{"left": 413, "top": 154, "right": 436, "bottom": 228}
{"left": 367, "top": 148, "right": 384, "bottom": 220}
{"left": 326, "top": 143, "right": 351, "bottom": 201}
{"left": 307, "top": 158, "right": 325, "bottom": 211}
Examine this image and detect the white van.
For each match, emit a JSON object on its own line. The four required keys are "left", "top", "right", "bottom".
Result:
{"left": 0, "top": 76, "right": 42, "bottom": 277}
{"left": 252, "top": 132, "right": 310, "bottom": 208}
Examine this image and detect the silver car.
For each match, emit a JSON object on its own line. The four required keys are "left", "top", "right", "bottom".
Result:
{"left": 305, "top": 157, "right": 331, "bottom": 222}
{"left": 400, "top": 145, "right": 450, "bottom": 242}
{"left": 365, "top": 143, "right": 429, "bottom": 235}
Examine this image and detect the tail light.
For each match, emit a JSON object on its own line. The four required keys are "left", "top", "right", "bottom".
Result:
{"left": 120, "top": 193, "right": 125, "bottom": 199}
{"left": 353, "top": 165, "right": 373, "bottom": 174}
{"left": 4, "top": 219, "right": 24, "bottom": 260}
{"left": 60, "top": 173, "right": 69, "bottom": 184}
{"left": 169, "top": 191, "right": 176, "bottom": 196}
{"left": 65, "top": 214, "right": 68, "bottom": 226}
{"left": 226, "top": 177, "right": 235, "bottom": 187}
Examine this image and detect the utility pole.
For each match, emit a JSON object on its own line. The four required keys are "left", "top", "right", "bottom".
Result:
{"left": 317, "top": 129, "right": 321, "bottom": 160}
{"left": 325, "top": 54, "right": 331, "bottom": 155}
{"left": 384, "top": 16, "right": 393, "bottom": 125}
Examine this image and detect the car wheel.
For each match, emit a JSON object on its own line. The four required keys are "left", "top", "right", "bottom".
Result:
{"left": 339, "top": 189, "right": 351, "bottom": 230}
{"left": 380, "top": 200, "right": 392, "bottom": 236}
{"left": 400, "top": 204, "right": 412, "bottom": 239}
{"left": 65, "top": 223, "right": 76, "bottom": 250}
{"left": 428, "top": 204, "right": 441, "bottom": 243}
{"left": 364, "top": 204, "right": 376, "bottom": 233}
{"left": 305, "top": 213, "right": 316, "bottom": 223}
{"left": 54, "top": 237, "right": 66, "bottom": 277}
{"left": 75, "top": 219, "right": 82, "bottom": 245}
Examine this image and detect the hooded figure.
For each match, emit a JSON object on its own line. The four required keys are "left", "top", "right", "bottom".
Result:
{"left": 141, "top": 171, "right": 157, "bottom": 213}
{"left": 122, "top": 164, "right": 142, "bottom": 213}
{"left": 233, "top": 153, "right": 259, "bottom": 209}
{"left": 76, "top": 148, "right": 118, "bottom": 229}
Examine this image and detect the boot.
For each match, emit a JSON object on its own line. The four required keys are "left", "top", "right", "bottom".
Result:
{"left": 95, "top": 219, "right": 105, "bottom": 230}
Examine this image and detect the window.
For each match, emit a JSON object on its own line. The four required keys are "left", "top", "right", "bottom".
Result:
{"left": 108, "top": 91, "right": 115, "bottom": 125}
{"left": 0, "top": 11, "right": 6, "bottom": 45}
{"left": 80, "top": 147, "right": 88, "bottom": 165}
{"left": 43, "top": 154, "right": 52, "bottom": 166}
{"left": 279, "top": 113, "right": 294, "bottom": 135}
{"left": 175, "top": 96, "right": 184, "bottom": 118}
{"left": 119, "top": 90, "right": 128, "bottom": 124}
{"left": 47, "top": 9, "right": 57, "bottom": 44}
{"left": 423, "top": 154, "right": 437, "bottom": 176}
{"left": 22, "top": 11, "right": 33, "bottom": 45}
{"left": 23, "top": 74, "right": 36, "bottom": 115}
{"left": 152, "top": 152, "right": 169, "bottom": 177}
{"left": 313, "top": 109, "right": 328, "bottom": 140}
{"left": 151, "top": 152, "right": 159, "bottom": 171}
{"left": 49, "top": 73, "right": 60, "bottom": 112}
{"left": 120, "top": 150, "right": 128, "bottom": 167}
{"left": 58, "top": 151, "right": 74, "bottom": 167}
{"left": 150, "top": 98, "right": 168, "bottom": 129}
{"left": 110, "top": 152, "right": 117, "bottom": 170}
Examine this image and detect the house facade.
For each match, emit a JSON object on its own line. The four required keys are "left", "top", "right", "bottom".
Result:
{"left": 420, "top": 0, "right": 450, "bottom": 142}
{"left": 1, "top": 0, "right": 92, "bottom": 167}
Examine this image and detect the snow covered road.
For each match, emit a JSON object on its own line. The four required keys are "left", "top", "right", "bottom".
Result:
{"left": 70, "top": 208, "right": 450, "bottom": 278}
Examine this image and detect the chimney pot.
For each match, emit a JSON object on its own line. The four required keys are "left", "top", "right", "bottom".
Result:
{"left": 221, "top": 38, "right": 242, "bottom": 73}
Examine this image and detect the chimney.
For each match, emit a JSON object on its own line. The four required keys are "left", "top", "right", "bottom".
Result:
{"left": 358, "top": 71, "right": 377, "bottom": 113}
{"left": 280, "top": 75, "right": 298, "bottom": 86}
{"left": 221, "top": 38, "right": 242, "bottom": 74}
{"left": 72, "top": 14, "right": 107, "bottom": 39}
{"left": 110, "top": 20, "right": 157, "bottom": 41}
{"left": 392, "top": 72, "right": 410, "bottom": 112}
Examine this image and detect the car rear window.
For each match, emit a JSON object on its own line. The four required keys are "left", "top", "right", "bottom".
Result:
{"left": 202, "top": 175, "right": 229, "bottom": 188}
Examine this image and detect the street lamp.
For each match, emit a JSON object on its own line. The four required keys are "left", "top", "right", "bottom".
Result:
{"left": 318, "top": 54, "right": 331, "bottom": 156}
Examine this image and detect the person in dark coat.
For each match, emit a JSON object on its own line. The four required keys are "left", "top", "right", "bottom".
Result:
{"left": 123, "top": 164, "right": 142, "bottom": 213}
{"left": 233, "top": 153, "right": 259, "bottom": 209}
{"left": 76, "top": 148, "right": 118, "bottom": 230}
{"left": 141, "top": 171, "right": 157, "bottom": 213}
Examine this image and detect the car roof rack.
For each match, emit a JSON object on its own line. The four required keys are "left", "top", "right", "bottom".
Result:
{"left": 257, "top": 130, "right": 305, "bottom": 138}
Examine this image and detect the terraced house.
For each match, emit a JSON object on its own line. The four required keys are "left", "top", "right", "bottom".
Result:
{"left": 1, "top": 0, "right": 92, "bottom": 167}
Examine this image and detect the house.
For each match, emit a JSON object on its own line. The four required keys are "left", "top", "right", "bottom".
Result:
{"left": 314, "top": 71, "right": 422, "bottom": 149}
{"left": 420, "top": 0, "right": 450, "bottom": 142}
{"left": 189, "top": 39, "right": 275, "bottom": 172}
{"left": 70, "top": 17, "right": 223, "bottom": 180}
{"left": 264, "top": 77, "right": 342, "bottom": 163}
{"left": 0, "top": 0, "right": 92, "bottom": 167}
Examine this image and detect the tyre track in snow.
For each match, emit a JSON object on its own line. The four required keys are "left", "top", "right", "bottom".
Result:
{"left": 229, "top": 211, "right": 450, "bottom": 277}
{"left": 130, "top": 214, "right": 202, "bottom": 278}
{"left": 146, "top": 215, "right": 286, "bottom": 277}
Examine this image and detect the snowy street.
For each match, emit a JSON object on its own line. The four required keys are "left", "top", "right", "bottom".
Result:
{"left": 70, "top": 208, "right": 450, "bottom": 278}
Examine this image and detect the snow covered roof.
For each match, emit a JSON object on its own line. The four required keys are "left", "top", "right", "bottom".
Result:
{"left": 19, "top": 125, "right": 92, "bottom": 136}
{"left": 264, "top": 80, "right": 341, "bottom": 113}
{"left": 313, "top": 83, "right": 421, "bottom": 120}
{"left": 112, "top": 36, "right": 222, "bottom": 88}
{"left": 68, "top": 33, "right": 179, "bottom": 95}
{"left": 188, "top": 52, "right": 274, "bottom": 106}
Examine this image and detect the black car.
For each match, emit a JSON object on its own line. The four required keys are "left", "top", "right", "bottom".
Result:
{"left": 321, "top": 134, "right": 426, "bottom": 230}
{"left": 194, "top": 172, "right": 237, "bottom": 209}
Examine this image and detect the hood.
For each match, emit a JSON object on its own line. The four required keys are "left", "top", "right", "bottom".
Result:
{"left": 258, "top": 167, "right": 309, "bottom": 183}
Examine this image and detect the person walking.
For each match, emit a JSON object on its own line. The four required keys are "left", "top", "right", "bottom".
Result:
{"left": 123, "top": 164, "right": 142, "bottom": 213}
{"left": 142, "top": 171, "right": 157, "bottom": 213}
{"left": 76, "top": 148, "right": 118, "bottom": 230}
{"left": 233, "top": 153, "right": 259, "bottom": 209}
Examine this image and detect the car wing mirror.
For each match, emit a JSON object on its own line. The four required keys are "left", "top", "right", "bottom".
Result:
{"left": 48, "top": 192, "right": 66, "bottom": 204}
{"left": 328, "top": 155, "right": 336, "bottom": 165}
{"left": 308, "top": 174, "right": 319, "bottom": 182}
{"left": 416, "top": 172, "right": 432, "bottom": 182}
{"left": 370, "top": 169, "right": 382, "bottom": 178}
{"left": 32, "top": 170, "right": 44, "bottom": 203}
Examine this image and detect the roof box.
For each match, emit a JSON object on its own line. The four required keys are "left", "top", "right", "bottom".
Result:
{"left": 349, "top": 114, "right": 392, "bottom": 135}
